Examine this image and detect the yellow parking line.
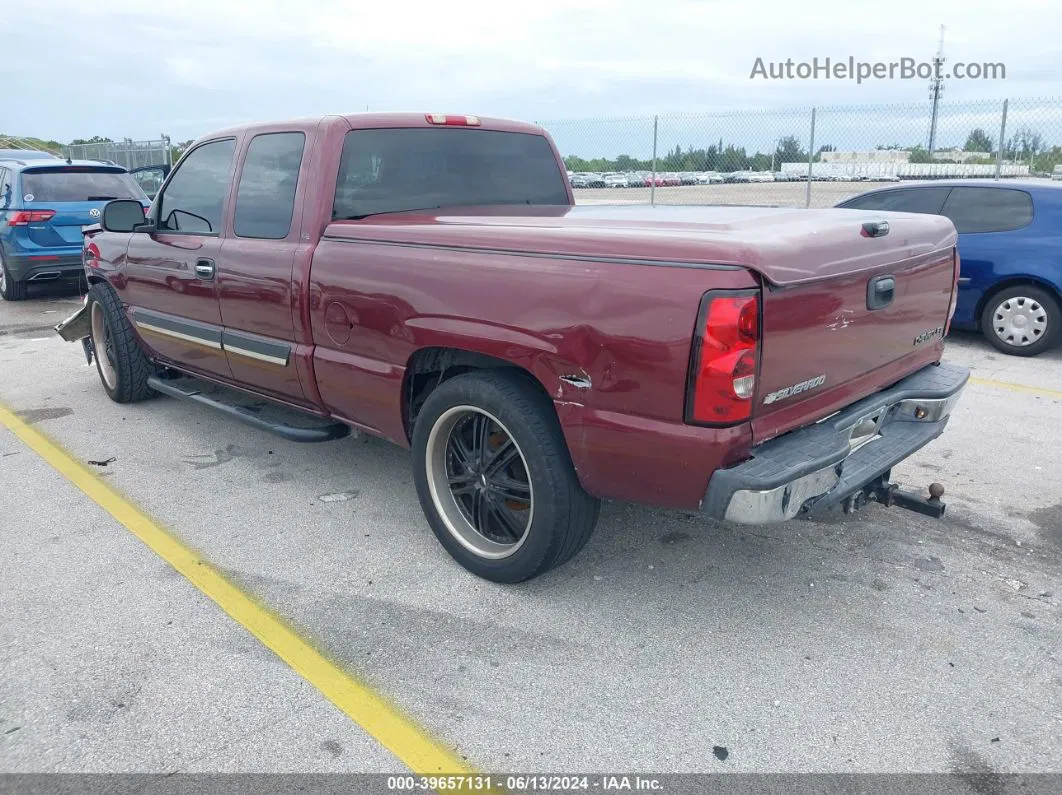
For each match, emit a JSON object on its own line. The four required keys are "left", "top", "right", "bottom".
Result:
{"left": 0, "top": 402, "right": 473, "bottom": 778}
{"left": 969, "top": 376, "right": 1062, "bottom": 400}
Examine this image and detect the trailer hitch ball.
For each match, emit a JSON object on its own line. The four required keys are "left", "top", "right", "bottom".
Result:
{"left": 928, "top": 482, "right": 944, "bottom": 501}
{"left": 886, "top": 481, "right": 947, "bottom": 519}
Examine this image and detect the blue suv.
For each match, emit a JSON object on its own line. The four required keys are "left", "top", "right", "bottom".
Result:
{"left": 837, "top": 179, "right": 1062, "bottom": 356}
{"left": 0, "top": 157, "right": 150, "bottom": 301}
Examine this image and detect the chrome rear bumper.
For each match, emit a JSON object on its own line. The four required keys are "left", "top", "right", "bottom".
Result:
{"left": 702, "top": 362, "right": 969, "bottom": 524}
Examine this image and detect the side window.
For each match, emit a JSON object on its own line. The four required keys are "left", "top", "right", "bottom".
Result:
{"left": 0, "top": 168, "right": 10, "bottom": 209}
{"left": 839, "top": 187, "right": 951, "bottom": 215}
{"left": 157, "top": 139, "right": 236, "bottom": 234}
{"left": 233, "top": 132, "right": 306, "bottom": 239}
{"left": 940, "top": 187, "right": 1033, "bottom": 234}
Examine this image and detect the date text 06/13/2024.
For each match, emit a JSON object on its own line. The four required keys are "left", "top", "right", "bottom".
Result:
{"left": 386, "top": 774, "right": 664, "bottom": 791}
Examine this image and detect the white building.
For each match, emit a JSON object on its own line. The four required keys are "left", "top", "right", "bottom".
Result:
{"left": 819, "top": 150, "right": 911, "bottom": 164}
{"left": 931, "top": 148, "right": 994, "bottom": 163}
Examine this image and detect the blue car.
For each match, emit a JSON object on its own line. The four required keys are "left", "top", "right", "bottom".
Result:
{"left": 836, "top": 179, "right": 1062, "bottom": 357}
{"left": 0, "top": 157, "right": 150, "bottom": 301}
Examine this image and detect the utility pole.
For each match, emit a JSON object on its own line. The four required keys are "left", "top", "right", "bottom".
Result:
{"left": 927, "top": 24, "right": 946, "bottom": 155}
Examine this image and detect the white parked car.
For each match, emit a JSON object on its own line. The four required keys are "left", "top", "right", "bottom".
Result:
{"left": 604, "top": 174, "right": 630, "bottom": 188}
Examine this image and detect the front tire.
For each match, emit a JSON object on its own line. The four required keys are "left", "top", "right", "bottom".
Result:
{"left": 87, "top": 282, "right": 156, "bottom": 403}
{"left": 0, "top": 254, "right": 28, "bottom": 301}
{"left": 980, "top": 284, "right": 1060, "bottom": 357}
{"left": 411, "top": 370, "right": 600, "bottom": 583}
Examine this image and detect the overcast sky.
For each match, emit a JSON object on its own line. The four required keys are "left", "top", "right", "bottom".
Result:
{"left": 3, "top": 0, "right": 1060, "bottom": 146}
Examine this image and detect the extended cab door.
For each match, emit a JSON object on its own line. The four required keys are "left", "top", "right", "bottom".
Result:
{"left": 216, "top": 129, "right": 312, "bottom": 405}
{"left": 123, "top": 138, "right": 237, "bottom": 380}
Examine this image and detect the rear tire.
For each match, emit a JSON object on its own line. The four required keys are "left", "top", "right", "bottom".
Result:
{"left": 0, "top": 254, "right": 28, "bottom": 301}
{"left": 87, "top": 282, "right": 156, "bottom": 403}
{"left": 411, "top": 370, "right": 600, "bottom": 583}
{"left": 980, "top": 284, "right": 1060, "bottom": 357}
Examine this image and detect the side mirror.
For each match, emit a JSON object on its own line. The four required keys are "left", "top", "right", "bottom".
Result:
{"left": 102, "top": 199, "right": 152, "bottom": 233}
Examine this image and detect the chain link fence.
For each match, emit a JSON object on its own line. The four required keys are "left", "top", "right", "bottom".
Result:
{"left": 539, "top": 97, "right": 1062, "bottom": 209}
{"left": 62, "top": 137, "right": 172, "bottom": 171}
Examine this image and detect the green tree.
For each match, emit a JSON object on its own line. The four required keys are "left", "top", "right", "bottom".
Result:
{"left": 964, "top": 128, "right": 993, "bottom": 153}
{"left": 907, "top": 146, "right": 933, "bottom": 163}
{"left": 614, "top": 154, "right": 644, "bottom": 171}
{"left": 1006, "top": 126, "right": 1044, "bottom": 161}
{"left": 774, "top": 135, "right": 807, "bottom": 167}
{"left": 170, "top": 139, "right": 194, "bottom": 163}
{"left": 718, "top": 144, "right": 748, "bottom": 172}
{"left": 69, "top": 136, "right": 114, "bottom": 145}
{"left": 1033, "top": 146, "right": 1062, "bottom": 174}
{"left": 812, "top": 143, "right": 835, "bottom": 163}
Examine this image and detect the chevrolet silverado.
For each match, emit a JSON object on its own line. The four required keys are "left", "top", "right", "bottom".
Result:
{"left": 56, "top": 112, "right": 969, "bottom": 583}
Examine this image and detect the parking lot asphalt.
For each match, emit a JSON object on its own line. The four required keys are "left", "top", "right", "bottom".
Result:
{"left": 1, "top": 283, "right": 1060, "bottom": 776}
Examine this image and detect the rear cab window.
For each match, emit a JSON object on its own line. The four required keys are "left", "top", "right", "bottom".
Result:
{"left": 18, "top": 166, "right": 147, "bottom": 203}
{"left": 332, "top": 127, "right": 569, "bottom": 220}
{"left": 940, "top": 187, "right": 1034, "bottom": 233}
{"left": 234, "top": 132, "right": 306, "bottom": 239}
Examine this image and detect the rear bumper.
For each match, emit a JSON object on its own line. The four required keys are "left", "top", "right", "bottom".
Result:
{"left": 4, "top": 254, "right": 84, "bottom": 282}
{"left": 702, "top": 361, "right": 970, "bottom": 523}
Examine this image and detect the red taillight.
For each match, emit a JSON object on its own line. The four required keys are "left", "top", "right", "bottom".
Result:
{"left": 687, "top": 291, "right": 760, "bottom": 425}
{"left": 8, "top": 210, "right": 56, "bottom": 226}
{"left": 424, "top": 113, "right": 481, "bottom": 126}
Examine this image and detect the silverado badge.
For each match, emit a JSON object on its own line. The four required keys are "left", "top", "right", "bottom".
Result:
{"left": 913, "top": 326, "right": 945, "bottom": 347}
{"left": 762, "top": 374, "right": 827, "bottom": 405}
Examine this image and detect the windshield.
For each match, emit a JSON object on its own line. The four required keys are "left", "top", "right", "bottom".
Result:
{"left": 332, "top": 127, "right": 569, "bottom": 220}
{"left": 19, "top": 167, "right": 147, "bottom": 202}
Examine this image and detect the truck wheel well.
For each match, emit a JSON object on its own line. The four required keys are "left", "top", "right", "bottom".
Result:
{"left": 975, "top": 278, "right": 1062, "bottom": 330}
{"left": 402, "top": 347, "right": 553, "bottom": 442}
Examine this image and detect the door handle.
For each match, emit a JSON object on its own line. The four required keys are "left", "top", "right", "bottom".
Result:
{"left": 867, "top": 275, "right": 895, "bottom": 310}
{"left": 194, "top": 259, "right": 215, "bottom": 280}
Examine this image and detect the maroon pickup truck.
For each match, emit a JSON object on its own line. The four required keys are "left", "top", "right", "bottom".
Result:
{"left": 56, "top": 112, "right": 969, "bottom": 583}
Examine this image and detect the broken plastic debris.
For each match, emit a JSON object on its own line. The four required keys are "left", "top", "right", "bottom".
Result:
{"left": 87, "top": 456, "right": 116, "bottom": 467}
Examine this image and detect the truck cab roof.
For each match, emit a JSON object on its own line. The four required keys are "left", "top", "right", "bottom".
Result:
{"left": 202, "top": 113, "right": 546, "bottom": 142}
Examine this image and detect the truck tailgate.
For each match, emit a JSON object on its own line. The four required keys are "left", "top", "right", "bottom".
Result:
{"left": 750, "top": 243, "right": 958, "bottom": 445}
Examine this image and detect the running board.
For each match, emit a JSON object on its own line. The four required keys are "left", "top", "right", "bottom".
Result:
{"left": 146, "top": 374, "right": 351, "bottom": 444}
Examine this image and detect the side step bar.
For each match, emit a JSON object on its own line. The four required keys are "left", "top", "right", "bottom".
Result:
{"left": 146, "top": 374, "right": 351, "bottom": 444}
